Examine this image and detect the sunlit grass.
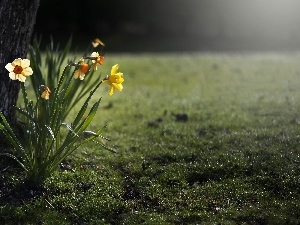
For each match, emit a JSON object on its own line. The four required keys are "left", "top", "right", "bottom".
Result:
{"left": 1, "top": 53, "right": 300, "bottom": 224}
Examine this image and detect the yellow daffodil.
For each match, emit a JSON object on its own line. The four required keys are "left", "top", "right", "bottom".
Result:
{"left": 5, "top": 58, "right": 33, "bottom": 82}
{"left": 40, "top": 85, "right": 51, "bottom": 100}
{"left": 90, "top": 52, "right": 104, "bottom": 71}
{"left": 74, "top": 58, "right": 89, "bottom": 80}
{"left": 91, "top": 38, "right": 105, "bottom": 48}
{"left": 103, "top": 64, "right": 124, "bottom": 96}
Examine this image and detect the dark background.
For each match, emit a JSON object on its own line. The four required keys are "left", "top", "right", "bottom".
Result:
{"left": 34, "top": 0, "right": 300, "bottom": 52}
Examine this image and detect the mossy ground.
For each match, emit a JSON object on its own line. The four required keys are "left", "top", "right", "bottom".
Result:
{"left": 1, "top": 53, "right": 300, "bottom": 224}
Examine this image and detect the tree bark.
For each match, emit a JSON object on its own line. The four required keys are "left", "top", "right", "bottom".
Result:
{"left": 0, "top": 0, "right": 40, "bottom": 127}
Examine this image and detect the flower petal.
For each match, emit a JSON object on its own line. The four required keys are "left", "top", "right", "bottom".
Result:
{"left": 73, "top": 70, "right": 80, "bottom": 79}
{"left": 9, "top": 72, "right": 17, "bottom": 80}
{"left": 92, "top": 64, "right": 98, "bottom": 71}
{"left": 18, "top": 75, "right": 26, "bottom": 82}
{"left": 112, "top": 83, "right": 123, "bottom": 91}
{"left": 110, "top": 64, "right": 119, "bottom": 75}
{"left": 91, "top": 52, "right": 99, "bottom": 57}
{"left": 108, "top": 86, "right": 114, "bottom": 96}
{"left": 12, "top": 58, "right": 22, "bottom": 66}
{"left": 79, "top": 73, "right": 85, "bottom": 80}
{"left": 5, "top": 63, "right": 14, "bottom": 72}
{"left": 91, "top": 52, "right": 99, "bottom": 63}
{"left": 41, "top": 91, "right": 49, "bottom": 100}
{"left": 22, "top": 67, "right": 33, "bottom": 76}
{"left": 20, "top": 59, "right": 30, "bottom": 68}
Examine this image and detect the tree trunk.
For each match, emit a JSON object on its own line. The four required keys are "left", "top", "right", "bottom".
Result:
{"left": 0, "top": 0, "right": 40, "bottom": 128}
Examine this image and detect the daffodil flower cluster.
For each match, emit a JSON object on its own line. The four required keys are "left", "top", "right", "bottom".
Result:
{"left": 5, "top": 41, "right": 125, "bottom": 99}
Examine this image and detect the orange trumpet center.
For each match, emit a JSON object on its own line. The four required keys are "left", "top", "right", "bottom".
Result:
{"left": 80, "top": 63, "right": 89, "bottom": 73}
{"left": 97, "top": 55, "right": 104, "bottom": 65}
{"left": 13, "top": 65, "right": 23, "bottom": 74}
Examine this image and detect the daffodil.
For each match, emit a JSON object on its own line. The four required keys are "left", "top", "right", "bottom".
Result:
{"left": 91, "top": 38, "right": 105, "bottom": 48}
{"left": 74, "top": 58, "right": 89, "bottom": 80}
{"left": 5, "top": 58, "right": 33, "bottom": 82}
{"left": 40, "top": 85, "right": 51, "bottom": 100}
{"left": 90, "top": 52, "right": 104, "bottom": 71}
{"left": 103, "top": 64, "right": 124, "bottom": 96}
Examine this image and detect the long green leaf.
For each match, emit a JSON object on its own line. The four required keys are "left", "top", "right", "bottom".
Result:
{"left": 15, "top": 107, "right": 35, "bottom": 123}
{"left": 0, "top": 153, "right": 28, "bottom": 172}
{"left": 0, "top": 112, "right": 24, "bottom": 152}
{"left": 75, "top": 98, "right": 101, "bottom": 134}
{"left": 70, "top": 80, "right": 103, "bottom": 129}
{"left": 58, "top": 36, "right": 72, "bottom": 66}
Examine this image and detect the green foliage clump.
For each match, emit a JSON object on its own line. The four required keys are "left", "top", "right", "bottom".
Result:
{"left": 0, "top": 38, "right": 119, "bottom": 185}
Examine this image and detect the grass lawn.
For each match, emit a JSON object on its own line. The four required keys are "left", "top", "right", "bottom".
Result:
{"left": 1, "top": 52, "right": 300, "bottom": 224}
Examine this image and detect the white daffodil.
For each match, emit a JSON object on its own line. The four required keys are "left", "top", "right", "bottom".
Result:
{"left": 5, "top": 58, "right": 33, "bottom": 82}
